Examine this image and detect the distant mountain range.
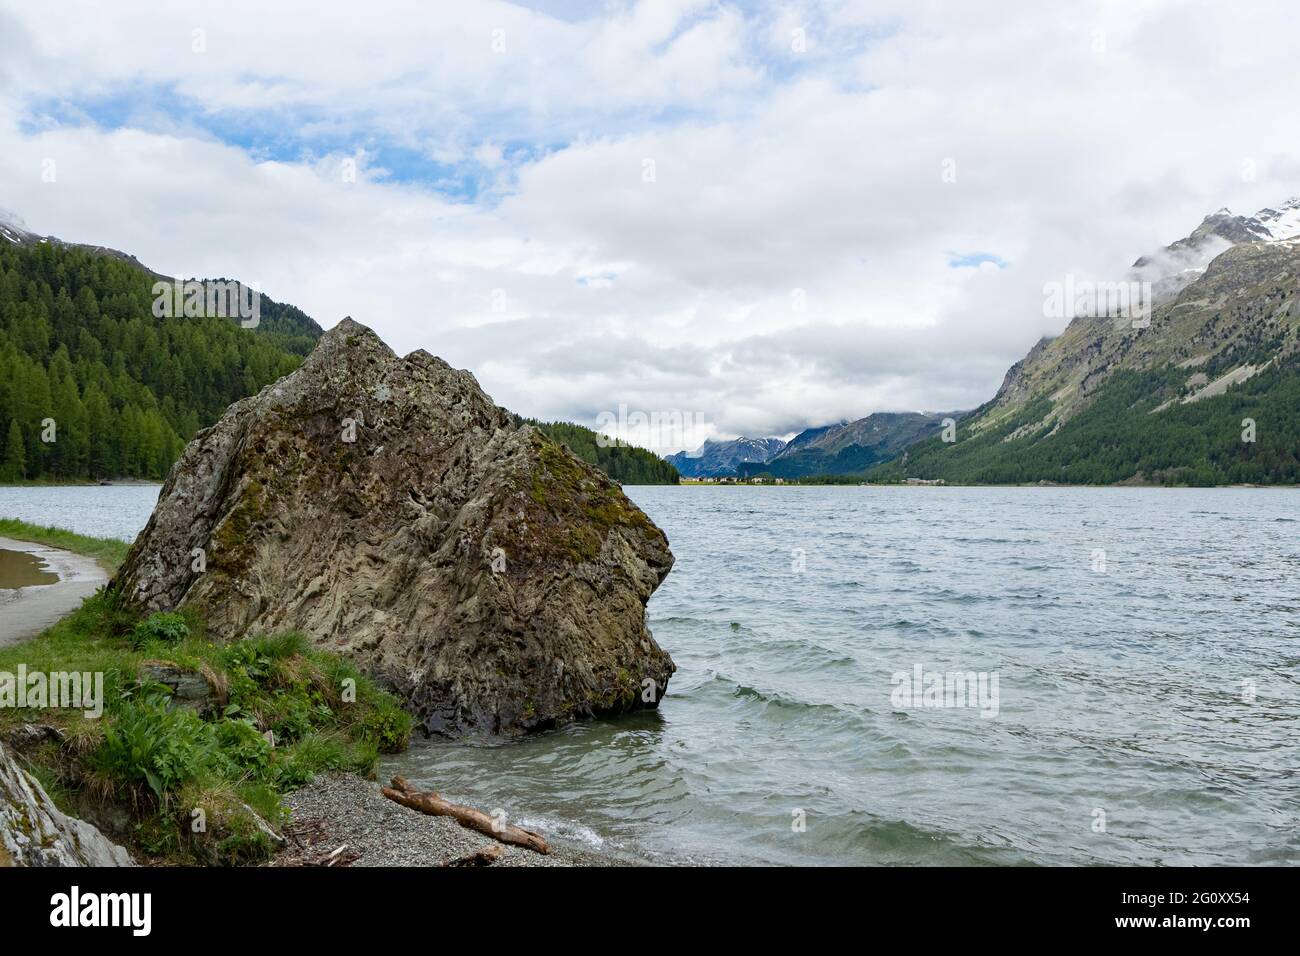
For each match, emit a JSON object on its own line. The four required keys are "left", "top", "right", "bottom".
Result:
{"left": 9, "top": 196, "right": 1295, "bottom": 489}
{"left": 740, "top": 412, "right": 950, "bottom": 478}
{"left": 671, "top": 197, "right": 1300, "bottom": 486}
{"left": 668, "top": 412, "right": 951, "bottom": 479}
{"left": 870, "top": 197, "right": 1300, "bottom": 485}
{"left": 666, "top": 437, "right": 787, "bottom": 477}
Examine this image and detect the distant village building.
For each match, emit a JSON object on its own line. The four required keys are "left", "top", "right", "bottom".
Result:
{"left": 904, "top": 477, "right": 946, "bottom": 486}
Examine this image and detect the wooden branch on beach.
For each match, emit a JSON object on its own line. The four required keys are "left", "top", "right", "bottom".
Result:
{"left": 382, "top": 776, "right": 550, "bottom": 855}
{"left": 444, "top": 845, "right": 505, "bottom": 867}
{"left": 270, "top": 818, "right": 361, "bottom": 867}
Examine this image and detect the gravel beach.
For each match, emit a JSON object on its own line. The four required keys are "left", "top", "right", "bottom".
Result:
{"left": 275, "top": 773, "right": 629, "bottom": 867}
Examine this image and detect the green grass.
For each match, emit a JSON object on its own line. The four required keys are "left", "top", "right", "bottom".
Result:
{"left": 0, "top": 590, "right": 412, "bottom": 865}
{"left": 0, "top": 517, "right": 131, "bottom": 572}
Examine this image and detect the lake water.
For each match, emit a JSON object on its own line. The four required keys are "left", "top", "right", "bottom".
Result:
{"left": 4, "top": 483, "right": 1297, "bottom": 865}
{"left": 0, "top": 484, "right": 160, "bottom": 540}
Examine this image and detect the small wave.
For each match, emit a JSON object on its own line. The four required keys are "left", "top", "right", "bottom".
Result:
{"left": 514, "top": 814, "right": 607, "bottom": 849}
{"left": 706, "top": 675, "right": 862, "bottom": 722}
{"left": 786, "top": 810, "right": 1025, "bottom": 866}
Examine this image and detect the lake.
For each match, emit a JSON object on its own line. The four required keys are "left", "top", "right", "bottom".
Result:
{"left": 3, "top": 483, "right": 1296, "bottom": 865}
{"left": 0, "top": 484, "right": 161, "bottom": 540}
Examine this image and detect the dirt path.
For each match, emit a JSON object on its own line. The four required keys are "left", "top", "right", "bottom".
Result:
{"left": 0, "top": 536, "right": 107, "bottom": 648}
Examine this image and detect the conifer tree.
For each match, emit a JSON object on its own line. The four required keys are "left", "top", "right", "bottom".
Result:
{"left": 1, "top": 418, "right": 25, "bottom": 481}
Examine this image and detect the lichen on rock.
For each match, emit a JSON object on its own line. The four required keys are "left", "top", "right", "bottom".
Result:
{"left": 113, "top": 318, "right": 675, "bottom": 736}
{"left": 1, "top": 742, "right": 135, "bottom": 867}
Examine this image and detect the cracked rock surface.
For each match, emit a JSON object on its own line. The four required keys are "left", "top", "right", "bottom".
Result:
{"left": 113, "top": 318, "right": 675, "bottom": 736}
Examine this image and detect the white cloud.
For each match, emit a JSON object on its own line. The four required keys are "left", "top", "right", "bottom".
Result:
{"left": 1, "top": 0, "right": 1299, "bottom": 453}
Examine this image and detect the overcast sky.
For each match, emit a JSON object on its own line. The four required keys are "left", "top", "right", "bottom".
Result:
{"left": 2, "top": 0, "right": 1298, "bottom": 452}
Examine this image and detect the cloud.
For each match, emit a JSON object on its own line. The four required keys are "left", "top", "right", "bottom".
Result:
{"left": 2, "top": 0, "right": 1299, "bottom": 453}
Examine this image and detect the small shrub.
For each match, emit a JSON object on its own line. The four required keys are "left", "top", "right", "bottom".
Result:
{"left": 213, "top": 719, "right": 272, "bottom": 777}
{"left": 360, "top": 699, "right": 413, "bottom": 753}
{"left": 243, "top": 632, "right": 310, "bottom": 662}
{"left": 90, "top": 695, "right": 215, "bottom": 805}
{"left": 274, "top": 732, "right": 378, "bottom": 788}
{"left": 131, "top": 612, "right": 190, "bottom": 648}
{"left": 264, "top": 690, "right": 332, "bottom": 744}
{"left": 180, "top": 782, "right": 285, "bottom": 866}
{"left": 8, "top": 590, "right": 415, "bottom": 865}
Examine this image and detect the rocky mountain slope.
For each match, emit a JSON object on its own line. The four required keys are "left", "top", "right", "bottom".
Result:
{"left": 871, "top": 199, "right": 1300, "bottom": 485}
{"left": 2, "top": 213, "right": 160, "bottom": 273}
{"left": 667, "top": 436, "right": 786, "bottom": 477}
{"left": 742, "top": 412, "right": 949, "bottom": 478}
{"left": 113, "top": 318, "right": 676, "bottom": 736}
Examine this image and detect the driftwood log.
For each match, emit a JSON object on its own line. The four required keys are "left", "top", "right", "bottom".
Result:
{"left": 382, "top": 776, "right": 550, "bottom": 855}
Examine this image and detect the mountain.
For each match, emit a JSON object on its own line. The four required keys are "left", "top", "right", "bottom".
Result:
{"left": 667, "top": 436, "right": 786, "bottom": 478}
{"left": 1132, "top": 198, "right": 1300, "bottom": 306}
{"left": 1, "top": 215, "right": 160, "bottom": 274}
{"left": 741, "top": 412, "right": 949, "bottom": 478}
{"left": 1, "top": 214, "right": 323, "bottom": 344}
{"left": 870, "top": 198, "right": 1300, "bottom": 485}
{"left": 0, "top": 226, "right": 318, "bottom": 481}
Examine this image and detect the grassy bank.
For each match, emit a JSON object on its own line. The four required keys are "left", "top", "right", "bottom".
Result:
{"left": 0, "top": 591, "right": 412, "bottom": 864}
{"left": 0, "top": 517, "right": 131, "bottom": 572}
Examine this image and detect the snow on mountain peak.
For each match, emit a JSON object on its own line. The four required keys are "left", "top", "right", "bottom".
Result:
{"left": 1247, "top": 197, "right": 1300, "bottom": 241}
{"left": 0, "top": 214, "right": 40, "bottom": 246}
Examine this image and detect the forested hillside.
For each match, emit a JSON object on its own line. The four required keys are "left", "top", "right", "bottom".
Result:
{"left": 528, "top": 420, "right": 680, "bottom": 484}
{"left": 867, "top": 355, "right": 1300, "bottom": 485}
{"left": 0, "top": 241, "right": 314, "bottom": 481}
{"left": 868, "top": 203, "right": 1300, "bottom": 487}
{"left": 0, "top": 234, "right": 677, "bottom": 486}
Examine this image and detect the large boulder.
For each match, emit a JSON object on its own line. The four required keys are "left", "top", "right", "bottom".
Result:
{"left": 113, "top": 318, "right": 675, "bottom": 735}
{"left": 1, "top": 742, "right": 135, "bottom": 866}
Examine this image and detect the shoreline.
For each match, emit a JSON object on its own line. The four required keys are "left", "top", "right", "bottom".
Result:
{"left": 0, "top": 479, "right": 162, "bottom": 488}
{"left": 7, "top": 478, "right": 1298, "bottom": 490}
{"left": 0, "top": 521, "right": 642, "bottom": 868}
{"left": 0, "top": 536, "right": 107, "bottom": 648}
{"left": 276, "top": 772, "right": 635, "bottom": 867}
{"left": 671, "top": 480, "right": 1297, "bottom": 489}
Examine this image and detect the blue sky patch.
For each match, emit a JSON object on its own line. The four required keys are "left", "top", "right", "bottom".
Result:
{"left": 947, "top": 251, "right": 1008, "bottom": 269}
